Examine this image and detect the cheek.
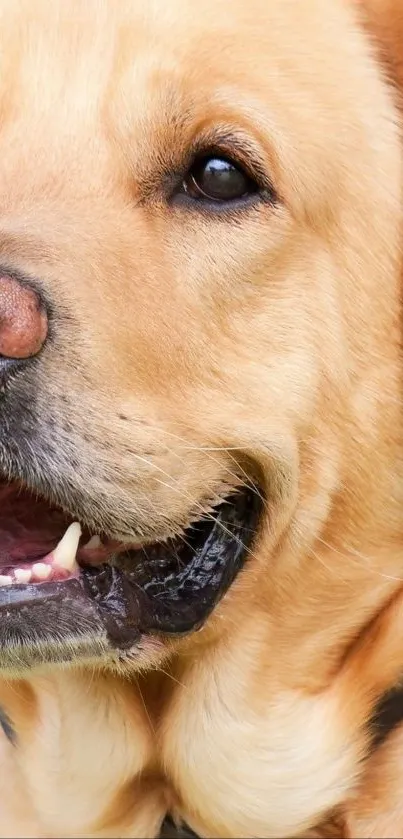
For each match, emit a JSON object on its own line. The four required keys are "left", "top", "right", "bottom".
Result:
{"left": 63, "top": 209, "right": 342, "bottom": 455}
{"left": 183, "top": 313, "right": 320, "bottom": 447}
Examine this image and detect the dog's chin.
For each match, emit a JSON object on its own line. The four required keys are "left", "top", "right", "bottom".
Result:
{"left": 0, "top": 479, "right": 261, "bottom": 672}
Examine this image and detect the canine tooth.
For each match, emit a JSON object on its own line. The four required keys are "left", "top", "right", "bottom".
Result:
{"left": 0, "top": 575, "right": 12, "bottom": 586}
{"left": 52, "top": 522, "right": 81, "bottom": 571}
{"left": 84, "top": 535, "right": 101, "bottom": 550}
{"left": 14, "top": 568, "right": 32, "bottom": 584}
{"left": 32, "top": 562, "right": 51, "bottom": 580}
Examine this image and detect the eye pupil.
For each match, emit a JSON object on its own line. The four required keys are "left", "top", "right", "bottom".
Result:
{"left": 185, "top": 155, "right": 256, "bottom": 203}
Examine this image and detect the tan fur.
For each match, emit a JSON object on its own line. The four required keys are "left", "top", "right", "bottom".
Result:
{"left": 0, "top": 0, "right": 401, "bottom": 835}
{"left": 343, "top": 725, "right": 403, "bottom": 837}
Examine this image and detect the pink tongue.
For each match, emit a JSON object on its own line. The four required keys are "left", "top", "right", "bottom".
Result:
{"left": 0, "top": 481, "right": 72, "bottom": 566}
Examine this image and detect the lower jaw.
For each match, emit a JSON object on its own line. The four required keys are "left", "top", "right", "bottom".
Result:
{"left": 0, "top": 489, "right": 261, "bottom": 672}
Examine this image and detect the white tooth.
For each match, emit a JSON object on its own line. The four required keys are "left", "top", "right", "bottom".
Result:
{"left": 0, "top": 575, "right": 12, "bottom": 586}
{"left": 14, "top": 568, "right": 32, "bottom": 585}
{"left": 52, "top": 522, "right": 81, "bottom": 571}
{"left": 32, "top": 562, "right": 51, "bottom": 580}
{"left": 84, "top": 535, "right": 101, "bottom": 550}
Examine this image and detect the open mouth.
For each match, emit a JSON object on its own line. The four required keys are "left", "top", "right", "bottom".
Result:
{"left": 0, "top": 479, "right": 261, "bottom": 664}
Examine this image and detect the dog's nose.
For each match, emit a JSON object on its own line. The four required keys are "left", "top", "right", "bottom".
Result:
{"left": 0, "top": 275, "right": 48, "bottom": 376}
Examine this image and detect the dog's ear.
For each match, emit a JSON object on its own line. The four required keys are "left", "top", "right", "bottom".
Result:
{"left": 355, "top": 0, "right": 403, "bottom": 99}
{"left": 343, "top": 725, "right": 403, "bottom": 838}
{"left": 331, "top": 577, "right": 403, "bottom": 839}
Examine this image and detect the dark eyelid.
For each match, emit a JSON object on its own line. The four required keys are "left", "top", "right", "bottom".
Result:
{"left": 161, "top": 128, "right": 274, "bottom": 196}
{"left": 186, "top": 131, "right": 270, "bottom": 189}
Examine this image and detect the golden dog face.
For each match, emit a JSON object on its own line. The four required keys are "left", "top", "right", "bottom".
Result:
{"left": 0, "top": 0, "right": 402, "bottom": 837}
{"left": 0, "top": 0, "right": 400, "bottom": 674}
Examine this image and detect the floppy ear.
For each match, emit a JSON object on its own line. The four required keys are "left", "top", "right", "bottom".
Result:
{"left": 314, "top": 584, "right": 403, "bottom": 838}
{"left": 355, "top": 0, "right": 403, "bottom": 98}
{"left": 332, "top": 7, "right": 403, "bottom": 836}
{"left": 343, "top": 725, "right": 403, "bottom": 838}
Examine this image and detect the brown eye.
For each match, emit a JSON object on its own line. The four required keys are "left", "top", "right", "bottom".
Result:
{"left": 183, "top": 155, "right": 258, "bottom": 202}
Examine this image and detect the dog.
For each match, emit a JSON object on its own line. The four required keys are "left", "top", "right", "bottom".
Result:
{"left": 0, "top": 0, "right": 401, "bottom": 835}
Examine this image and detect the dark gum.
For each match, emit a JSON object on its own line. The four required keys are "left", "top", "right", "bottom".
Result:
{"left": 0, "top": 490, "right": 262, "bottom": 657}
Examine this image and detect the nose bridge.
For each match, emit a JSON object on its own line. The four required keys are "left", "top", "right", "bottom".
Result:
{"left": 0, "top": 113, "right": 109, "bottom": 214}
{"left": 0, "top": 6, "right": 135, "bottom": 236}
{"left": 0, "top": 152, "right": 112, "bottom": 303}
{"left": 0, "top": 151, "right": 143, "bottom": 320}
{"left": 0, "top": 37, "right": 117, "bottom": 214}
{"left": 0, "top": 16, "right": 151, "bottom": 351}
{"left": 0, "top": 102, "right": 128, "bottom": 280}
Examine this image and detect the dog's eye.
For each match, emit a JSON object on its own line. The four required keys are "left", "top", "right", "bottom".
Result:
{"left": 183, "top": 155, "right": 258, "bottom": 203}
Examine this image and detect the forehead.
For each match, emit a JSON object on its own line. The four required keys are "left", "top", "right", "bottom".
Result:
{"left": 0, "top": 0, "right": 390, "bottom": 217}
{"left": 0, "top": 0, "right": 363, "bottom": 124}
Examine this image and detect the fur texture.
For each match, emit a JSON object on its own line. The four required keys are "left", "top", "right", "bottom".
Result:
{"left": 0, "top": 0, "right": 401, "bottom": 835}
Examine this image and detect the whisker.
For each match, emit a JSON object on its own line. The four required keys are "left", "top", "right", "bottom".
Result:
{"left": 315, "top": 534, "right": 403, "bottom": 583}
{"left": 226, "top": 449, "right": 266, "bottom": 506}
{"left": 125, "top": 421, "right": 265, "bottom": 503}
{"left": 115, "top": 427, "right": 264, "bottom": 562}
{"left": 157, "top": 666, "right": 188, "bottom": 690}
{"left": 134, "top": 676, "right": 156, "bottom": 735}
{"left": 150, "top": 475, "right": 259, "bottom": 563}
{"left": 308, "top": 545, "right": 356, "bottom": 587}
{"left": 166, "top": 443, "right": 262, "bottom": 504}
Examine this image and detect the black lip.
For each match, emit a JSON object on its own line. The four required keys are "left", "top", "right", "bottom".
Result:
{"left": 0, "top": 577, "right": 111, "bottom": 669}
{"left": 0, "top": 489, "right": 261, "bottom": 664}
{"left": 84, "top": 488, "right": 261, "bottom": 645}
